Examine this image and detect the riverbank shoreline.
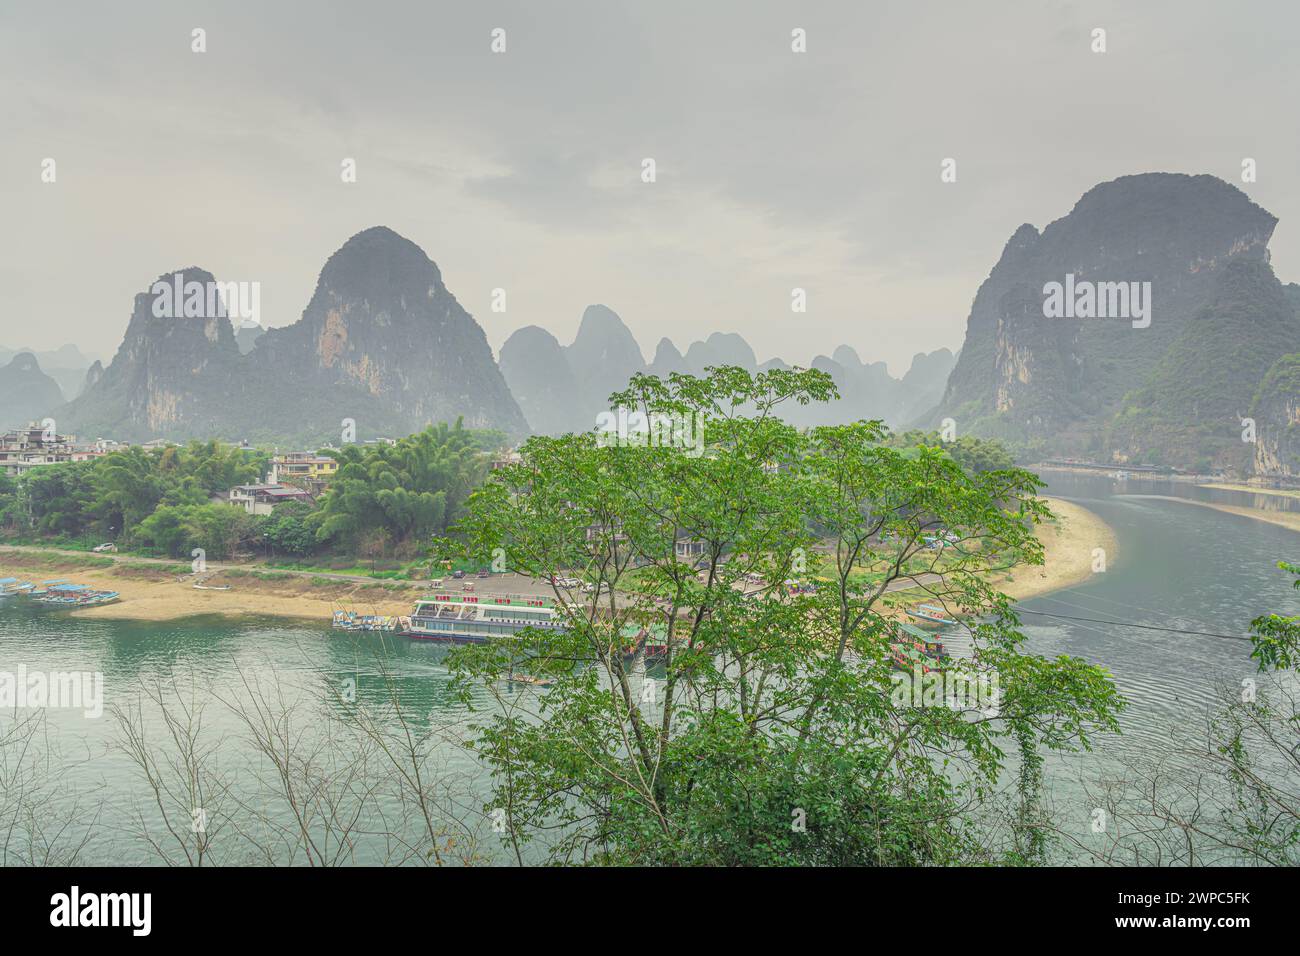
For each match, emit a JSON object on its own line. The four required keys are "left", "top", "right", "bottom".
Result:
{"left": 1138, "top": 494, "right": 1300, "bottom": 535}
{"left": 994, "top": 497, "right": 1116, "bottom": 602}
{"left": 1201, "top": 482, "right": 1300, "bottom": 501}
{"left": 1, "top": 496, "right": 1118, "bottom": 625}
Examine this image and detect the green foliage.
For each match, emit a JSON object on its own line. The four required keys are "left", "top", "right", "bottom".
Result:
{"left": 887, "top": 430, "right": 1017, "bottom": 472}
{"left": 314, "top": 421, "right": 489, "bottom": 554}
{"left": 439, "top": 366, "right": 1122, "bottom": 865}
{"left": 1250, "top": 561, "right": 1300, "bottom": 671}
{"left": 16, "top": 441, "right": 265, "bottom": 544}
{"left": 135, "top": 503, "right": 259, "bottom": 560}
{"left": 259, "top": 499, "right": 317, "bottom": 557}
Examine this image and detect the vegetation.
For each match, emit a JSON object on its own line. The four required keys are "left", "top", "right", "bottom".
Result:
{"left": 0, "top": 424, "right": 497, "bottom": 564}
{"left": 437, "top": 365, "right": 1122, "bottom": 865}
{"left": 313, "top": 421, "right": 493, "bottom": 556}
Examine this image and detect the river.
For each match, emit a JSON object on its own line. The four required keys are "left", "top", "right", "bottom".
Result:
{"left": 1, "top": 473, "right": 1297, "bottom": 865}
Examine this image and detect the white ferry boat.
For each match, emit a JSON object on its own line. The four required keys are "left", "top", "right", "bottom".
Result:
{"left": 397, "top": 592, "right": 568, "bottom": 643}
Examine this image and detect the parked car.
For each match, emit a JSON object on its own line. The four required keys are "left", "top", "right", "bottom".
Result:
{"left": 92, "top": 543, "right": 117, "bottom": 553}
{"left": 452, "top": 570, "right": 466, "bottom": 579}
{"left": 429, "top": 578, "right": 444, "bottom": 588}
{"left": 476, "top": 570, "right": 489, "bottom": 578}
{"left": 462, "top": 582, "right": 475, "bottom": 592}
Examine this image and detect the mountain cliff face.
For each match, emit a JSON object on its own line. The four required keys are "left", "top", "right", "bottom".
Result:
{"left": 245, "top": 227, "right": 526, "bottom": 440}
{"left": 56, "top": 267, "right": 244, "bottom": 439}
{"left": 57, "top": 229, "right": 527, "bottom": 443}
{"left": 932, "top": 173, "right": 1291, "bottom": 470}
{"left": 0, "top": 353, "right": 65, "bottom": 426}
{"left": 0, "top": 344, "right": 96, "bottom": 402}
{"left": 1252, "top": 353, "right": 1300, "bottom": 480}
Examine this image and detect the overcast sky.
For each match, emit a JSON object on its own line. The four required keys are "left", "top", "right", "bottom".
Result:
{"left": 4, "top": 0, "right": 1298, "bottom": 375}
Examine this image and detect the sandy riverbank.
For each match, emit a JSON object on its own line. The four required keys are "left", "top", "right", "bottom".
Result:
{"left": 991, "top": 497, "right": 1117, "bottom": 602}
{"left": 1201, "top": 482, "right": 1300, "bottom": 502}
{"left": 1140, "top": 495, "right": 1300, "bottom": 535}
{"left": 0, "top": 551, "right": 419, "bottom": 623}
{"left": 0, "top": 497, "right": 1117, "bottom": 624}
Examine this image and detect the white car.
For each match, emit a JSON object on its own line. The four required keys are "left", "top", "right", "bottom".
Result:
{"left": 92, "top": 543, "right": 117, "bottom": 553}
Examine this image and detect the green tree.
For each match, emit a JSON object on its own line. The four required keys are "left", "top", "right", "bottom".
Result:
{"left": 260, "top": 500, "right": 317, "bottom": 557}
{"left": 314, "top": 421, "right": 488, "bottom": 554}
{"left": 439, "top": 366, "right": 1121, "bottom": 865}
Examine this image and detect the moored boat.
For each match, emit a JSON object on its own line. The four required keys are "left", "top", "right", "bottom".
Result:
{"left": 904, "top": 603, "right": 956, "bottom": 629}
{"left": 396, "top": 592, "right": 566, "bottom": 643}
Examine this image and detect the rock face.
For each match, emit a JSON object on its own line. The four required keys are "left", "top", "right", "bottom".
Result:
{"left": 55, "top": 267, "right": 244, "bottom": 439}
{"left": 57, "top": 228, "right": 528, "bottom": 443}
{"left": 234, "top": 321, "right": 265, "bottom": 354}
{"left": 931, "top": 173, "right": 1295, "bottom": 470}
{"left": 245, "top": 227, "right": 527, "bottom": 440}
{"left": 1252, "top": 352, "right": 1300, "bottom": 481}
{"left": 0, "top": 353, "right": 65, "bottom": 426}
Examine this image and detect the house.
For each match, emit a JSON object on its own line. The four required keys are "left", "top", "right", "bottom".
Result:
{"left": 224, "top": 483, "right": 314, "bottom": 516}
{"left": 0, "top": 424, "right": 76, "bottom": 476}
{"left": 269, "top": 451, "right": 339, "bottom": 494}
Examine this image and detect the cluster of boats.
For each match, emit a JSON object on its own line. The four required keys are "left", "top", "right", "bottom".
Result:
{"left": 891, "top": 603, "right": 957, "bottom": 672}
{"left": 330, "top": 610, "right": 403, "bottom": 632}
{"left": 326, "top": 590, "right": 960, "bottom": 683}
{"left": 0, "top": 578, "right": 121, "bottom": 607}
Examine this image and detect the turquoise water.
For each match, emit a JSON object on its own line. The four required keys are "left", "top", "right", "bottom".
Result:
{"left": 1, "top": 475, "right": 1297, "bottom": 865}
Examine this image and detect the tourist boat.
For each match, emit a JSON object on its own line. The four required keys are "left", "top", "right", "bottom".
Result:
{"left": 904, "top": 603, "right": 956, "bottom": 629}
{"left": 617, "top": 623, "right": 648, "bottom": 660}
{"left": 894, "top": 621, "right": 948, "bottom": 661}
{"left": 331, "top": 610, "right": 400, "bottom": 632}
{"left": 0, "top": 579, "right": 34, "bottom": 595}
{"left": 642, "top": 625, "right": 670, "bottom": 663}
{"left": 396, "top": 592, "right": 567, "bottom": 643}
{"left": 29, "top": 579, "right": 69, "bottom": 596}
{"left": 34, "top": 584, "right": 119, "bottom": 607}
{"left": 890, "top": 640, "right": 935, "bottom": 674}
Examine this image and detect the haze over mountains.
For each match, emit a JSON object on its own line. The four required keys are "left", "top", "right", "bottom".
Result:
{"left": 4, "top": 173, "right": 1298, "bottom": 481}
{"left": 498, "top": 306, "right": 956, "bottom": 436}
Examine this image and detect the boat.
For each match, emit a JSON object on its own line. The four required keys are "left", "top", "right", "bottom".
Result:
{"left": 894, "top": 621, "right": 948, "bottom": 661}
{"left": 904, "top": 603, "right": 956, "bottom": 629}
{"left": 331, "top": 610, "right": 400, "bottom": 632}
{"left": 0, "top": 579, "right": 34, "bottom": 595}
{"left": 193, "top": 584, "right": 232, "bottom": 591}
{"left": 642, "top": 624, "right": 671, "bottom": 663}
{"left": 33, "top": 584, "right": 120, "bottom": 607}
{"left": 396, "top": 592, "right": 567, "bottom": 643}
{"left": 29, "top": 579, "right": 69, "bottom": 596}
{"left": 890, "top": 640, "right": 936, "bottom": 674}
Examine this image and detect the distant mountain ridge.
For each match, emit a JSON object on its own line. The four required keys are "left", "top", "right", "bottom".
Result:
{"left": 55, "top": 228, "right": 528, "bottom": 443}
{"left": 500, "top": 310, "right": 957, "bottom": 435}
{"left": 0, "top": 353, "right": 65, "bottom": 427}
{"left": 0, "top": 344, "right": 98, "bottom": 404}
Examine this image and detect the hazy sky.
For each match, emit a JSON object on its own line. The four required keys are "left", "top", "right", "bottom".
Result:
{"left": 4, "top": 0, "right": 1299, "bottom": 375}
